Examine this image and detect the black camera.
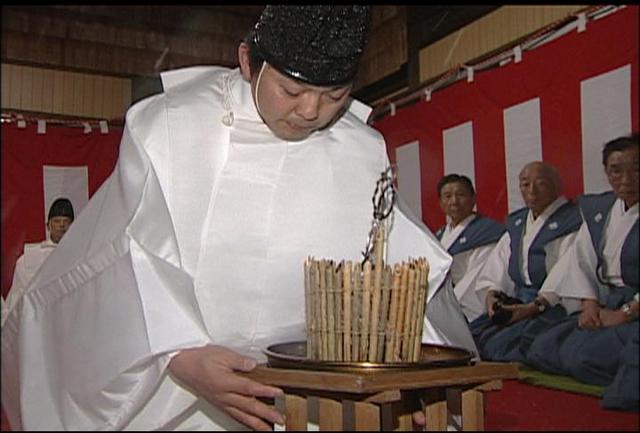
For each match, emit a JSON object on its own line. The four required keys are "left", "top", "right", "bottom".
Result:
{"left": 491, "top": 292, "right": 522, "bottom": 326}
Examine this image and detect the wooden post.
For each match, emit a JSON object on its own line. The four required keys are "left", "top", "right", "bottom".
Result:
{"left": 385, "top": 264, "right": 402, "bottom": 362}
{"left": 352, "top": 262, "right": 362, "bottom": 361}
{"left": 326, "top": 261, "right": 336, "bottom": 360}
{"left": 360, "top": 261, "right": 372, "bottom": 361}
{"left": 343, "top": 261, "right": 353, "bottom": 362}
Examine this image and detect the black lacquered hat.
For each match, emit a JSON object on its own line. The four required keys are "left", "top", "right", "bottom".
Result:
{"left": 48, "top": 197, "right": 74, "bottom": 221}
{"left": 251, "top": 5, "right": 370, "bottom": 86}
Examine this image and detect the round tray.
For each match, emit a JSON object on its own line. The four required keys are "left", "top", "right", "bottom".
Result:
{"left": 264, "top": 341, "right": 473, "bottom": 373}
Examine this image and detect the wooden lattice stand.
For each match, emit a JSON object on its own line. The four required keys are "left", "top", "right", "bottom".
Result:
{"left": 243, "top": 361, "right": 519, "bottom": 431}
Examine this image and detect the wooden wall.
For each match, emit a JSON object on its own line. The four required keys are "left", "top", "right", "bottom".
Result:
{"left": 355, "top": 6, "right": 407, "bottom": 91}
{"left": 1, "top": 5, "right": 261, "bottom": 119}
{"left": 1, "top": 64, "right": 131, "bottom": 119}
{"left": 419, "top": 5, "right": 587, "bottom": 83}
{"left": 2, "top": 5, "right": 405, "bottom": 120}
{"left": 1, "top": 6, "right": 590, "bottom": 120}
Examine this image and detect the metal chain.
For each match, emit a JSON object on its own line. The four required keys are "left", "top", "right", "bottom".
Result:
{"left": 361, "top": 166, "right": 397, "bottom": 264}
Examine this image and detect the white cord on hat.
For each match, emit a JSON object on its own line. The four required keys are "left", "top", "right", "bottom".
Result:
{"left": 254, "top": 62, "right": 267, "bottom": 119}
{"left": 222, "top": 72, "right": 235, "bottom": 127}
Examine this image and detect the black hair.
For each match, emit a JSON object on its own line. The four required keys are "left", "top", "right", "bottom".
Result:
{"left": 437, "top": 174, "right": 475, "bottom": 198}
{"left": 243, "top": 31, "right": 265, "bottom": 77}
{"left": 48, "top": 197, "right": 74, "bottom": 221}
{"left": 602, "top": 133, "right": 639, "bottom": 166}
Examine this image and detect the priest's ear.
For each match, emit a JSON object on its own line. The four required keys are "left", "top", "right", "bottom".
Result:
{"left": 238, "top": 42, "right": 252, "bottom": 82}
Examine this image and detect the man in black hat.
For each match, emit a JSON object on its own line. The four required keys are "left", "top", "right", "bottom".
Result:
{"left": 237, "top": 5, "right": 369, "bottom": 142}
{"left": 2, "top": 198, "right": 74, "bottom": 323}
{"left": 2, "top": 6, "right": 472, "bottom": 431}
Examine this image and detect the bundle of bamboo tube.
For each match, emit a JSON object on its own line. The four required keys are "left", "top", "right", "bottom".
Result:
{"left": 304, "top": 227, "right": 430, "bottom": 363}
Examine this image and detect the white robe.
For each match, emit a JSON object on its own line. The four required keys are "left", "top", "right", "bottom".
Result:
{"left": 539, "top": 199, "right": 639, "bottom": 308}
{"left": 439, "top": 214, "right": 500, "bottom": 322}
{"left": 474, "top": 197, "right": 578, "bottom": 309}
{"left": 1, "top": 240, "right": 57, "bottom": 326}
{"left": 1, "top": 66, "right": 468, "bottom": 431}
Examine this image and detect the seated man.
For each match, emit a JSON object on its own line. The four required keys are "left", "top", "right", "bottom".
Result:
{"left": 2, "top": 197, "right": 74, "bottom": 325}
{"left": 528, "top": 134, "right": 639, "bottom": 412}
{"left": 469, "top": 161, "right": 582, "bottom": 361}
{"left": 435, "top": 174, "right": 505, "bottom": 322}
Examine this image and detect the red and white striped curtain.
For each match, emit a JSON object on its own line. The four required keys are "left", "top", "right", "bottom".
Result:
{"left": 374, "top": 6, "right": 639, "bottom": 231}
{"left": 1, "top": 121, "right": 122, "bottom": 297}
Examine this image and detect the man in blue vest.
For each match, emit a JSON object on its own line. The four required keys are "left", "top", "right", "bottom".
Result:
{"left": 435, "top": 174, "right": 505, "bottom": 322}
{"left": 469, "top": 161, "right": 582, "bottom": 361}
{"left": 528, "top": 134, "right": 638, "bottom": 412}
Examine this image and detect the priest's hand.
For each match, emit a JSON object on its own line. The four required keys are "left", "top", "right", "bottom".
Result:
{"left": 503, "top": 303, "right": 538, "bottom": 325}
{"left": 578, "top": 299, "right": 602, "bottom": 329}
{"left": 485, "top": 290, "right": 501, "bottom": 318}
{"left": 598, "top": 308, "right": 628, "bottom": 328}
{"left": 168, "top": 345, "right": 285, "bottom": 431}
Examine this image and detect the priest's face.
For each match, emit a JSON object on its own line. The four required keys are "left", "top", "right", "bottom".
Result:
{"left": 256, "top": 64, "right": 351, "bottom": 141}
{"left": 605, "top": 146, "right": 639, "bottom": 208}
{"left": 439, "top": 181, "right": 475, "bottom": 226}
{"left": 518, "top": 162, "right": 561, "bottom": 218}
{"left": 48, "top": 216, "right": 73, "bottom": 244}
{"left": 239, "top": 47, "right": 352, "bottom": 141}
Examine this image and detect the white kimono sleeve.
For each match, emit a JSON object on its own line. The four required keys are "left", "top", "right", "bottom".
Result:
{"left": 539, "top": 222, "right": 602, "bottom": 305}
{"left": 1, "top": 118, "right": 212, "bottom": 430}
{"left": 475, "top": 233, "right": 516, "bottom": 298}
{"left": 2, "top": 255, "right": 29, "bottom": 326}
{"left": 453, "top": 242, "right": 500, "bottom": 321}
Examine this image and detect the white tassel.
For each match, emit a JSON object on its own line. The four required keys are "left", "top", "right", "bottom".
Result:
{"left": 577, "top": 13, "right": 587, "bottom": 33}
{"left": 466, "top": 66, "right": 474, "bottom": 83}
{"left": 514, "top": 45, "right": 522, "bottom": 63}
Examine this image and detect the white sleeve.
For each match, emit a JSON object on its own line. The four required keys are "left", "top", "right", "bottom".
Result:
{"left": 453, "top": 242, "right": 499, "bottom": 321}
{"left": 540, "top": 222, "right": 601, "bottom": 302}
{"left": 466, "top": 242, "right": 499, "bottom": 275}
{"left": 3, "top": 255, "right": 28, "bottom": 323}
{"left": 0, "top": 294, "right": 8, "bottom": 328}
{"left": 475, "top": 232, "right": 516, "bottom": 297}
{"left": 543, "top": 230, "right": 578, "bottom": 272}
{"left": 1, "top": 122, "right": 212, "bottom": 431}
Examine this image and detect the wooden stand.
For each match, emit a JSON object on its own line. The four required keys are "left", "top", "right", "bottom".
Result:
{"left": 243, "top": 361, "right": 519, "bottom": 431}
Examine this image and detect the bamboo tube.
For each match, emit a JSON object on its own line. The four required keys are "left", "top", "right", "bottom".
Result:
{"left": 407, "top": 263, "right": 421, "bottom": 361}
{"left": 311, "top": 259, "right": 321, "bottom": 359}
{"left": 343, "top": 261, "right": 352, "bottom": 362}
{"left": 385, "top": 264, "right": 403, "bottom": 362}
{"left": 360, "top": 261, "right": 372, "bottom": 361}
{"left": 401, "top": 264, "right": 416, "bottom": 361}
{"left": 377, "top": 265, "right": 392, "bottom": 362}
{"left": 334, "top": 263, "right": 343, "bottom": 361}
{"left": 319, "top": 260, "right": 328, "bottom": 360}
{"left": 368, "top": 226, "right": 385, "bottom": 361}
{"left": 393, "top": 263, "right": 409, "bottom": 361}
{"left": 415, "top": 264, "right": 426, "bottom": 360}
{"left": 351, "top": 261, "right": 362, "bottom": 361}
{"left": 304, "top": 258, "right": 312, "bottom": 357}
{"left": 413, "top": 259, "right": 430, "bottom": 360}
{"left": 326, "top": 261, "right": 336, "bottom": 360}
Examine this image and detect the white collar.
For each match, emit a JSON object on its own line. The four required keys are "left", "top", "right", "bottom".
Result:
{"left": 446, "top": 213, "right": 477, "bottom": 231}
{"left": 528, "top": 196, "right": 568, "bottom": 224}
